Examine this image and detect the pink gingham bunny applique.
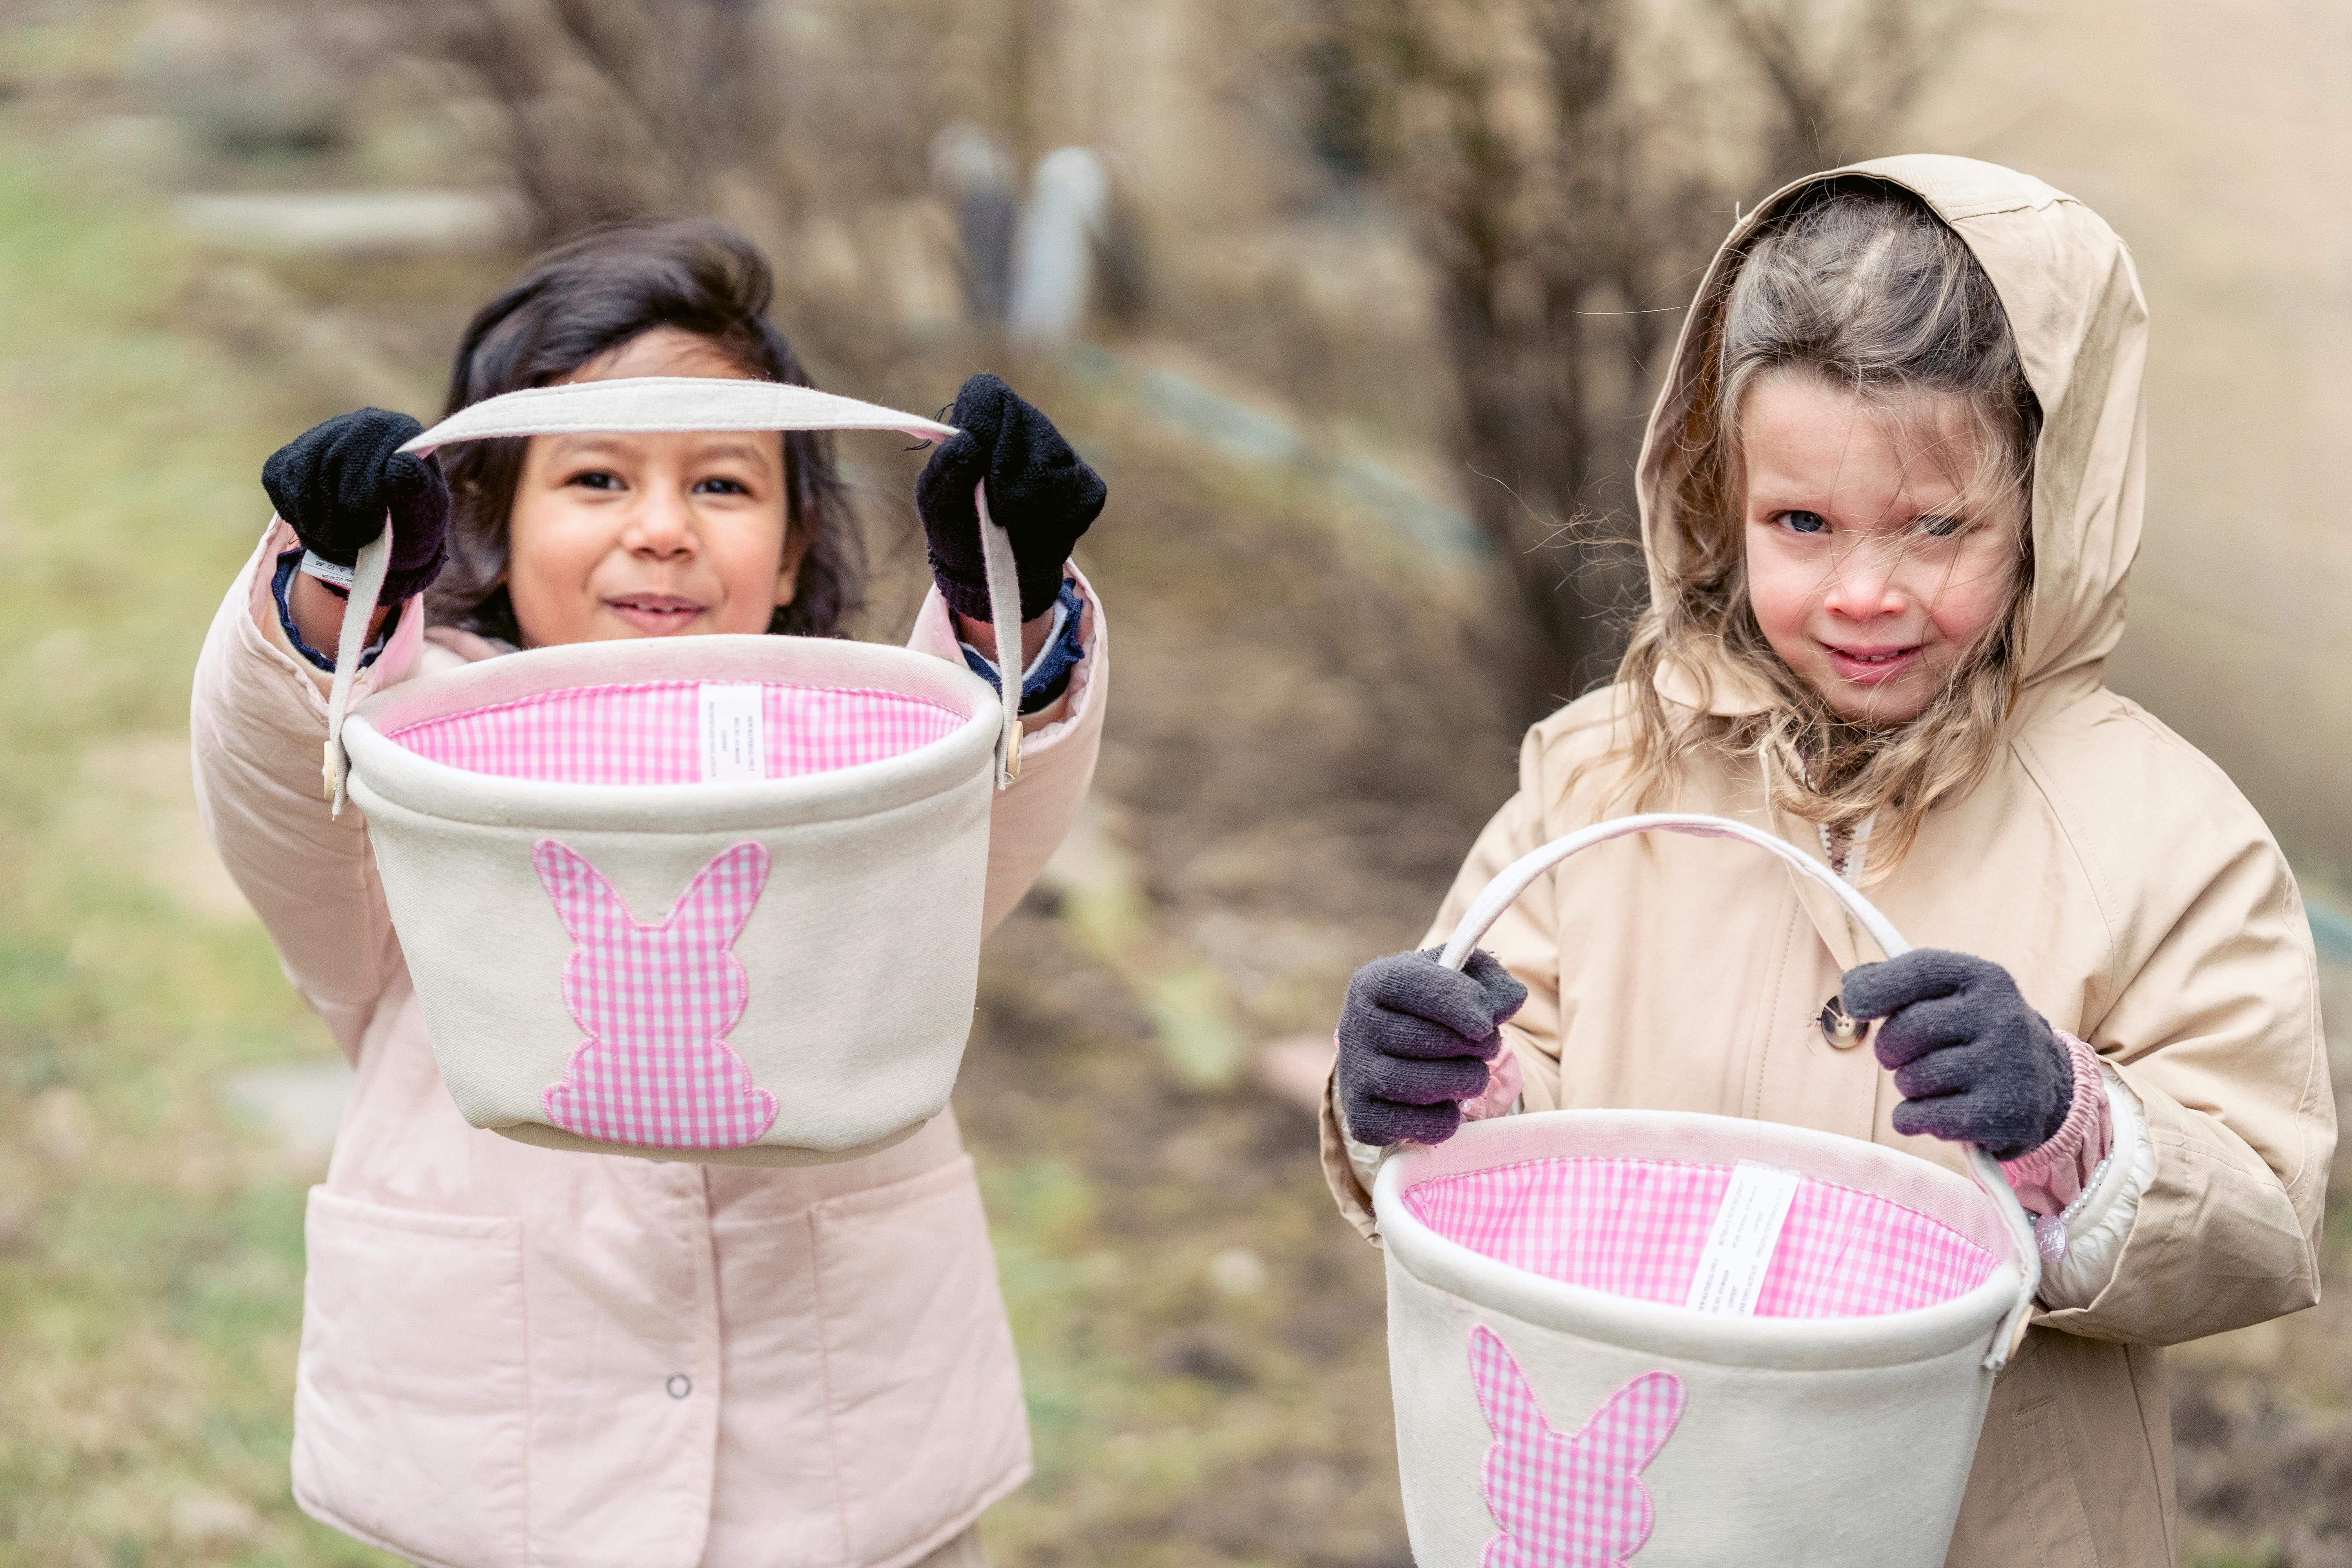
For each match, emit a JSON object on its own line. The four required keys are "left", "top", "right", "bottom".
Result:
{"left": 1466, "top": 1323, "right": 1687, "bottom": 1568}
{"left": 532, "top": 838, "right": 780, "bottom": 1150}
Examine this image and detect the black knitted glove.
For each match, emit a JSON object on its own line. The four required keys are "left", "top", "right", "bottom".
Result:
{"left": 261, "top": 408, "right": 451, "bottom": 604}
{"left": 915, "top": 374, "right": 1106, "bottom": 623}
{"left": 1337, "top": 948, "right": 1529, "bottom": 1148}
{"left": 1842, "top": 949, "right": 2074, "bottom": 1160}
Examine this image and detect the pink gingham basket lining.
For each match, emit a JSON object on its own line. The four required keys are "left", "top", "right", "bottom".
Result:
{"left": 385, "top": 679, "right": 965, "bottom": 786}
{"left": 1405, "top": 1154, "right": 1997, "bottom": 1319}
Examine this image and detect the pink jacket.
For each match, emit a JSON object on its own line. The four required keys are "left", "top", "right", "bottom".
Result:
{"left": 191, "top": 521, "right": 1108, "bottom": 1568}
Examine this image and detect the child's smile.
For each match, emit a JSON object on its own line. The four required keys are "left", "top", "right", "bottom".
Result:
{"left": 503, "top": 328, "right": 797, "bottom": 648}
{"left": 1738, "top": 371, "right": 2021, "bottom": 726}
{"left": 603, "top": 591, "right": 711, "bottom": 634}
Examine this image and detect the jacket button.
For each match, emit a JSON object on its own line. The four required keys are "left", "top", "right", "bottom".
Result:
{"left": 666, "top": 1374, "right": 692, "bottom": 1399}
{"left": 1818, "top": 995, "right": 1871, "bottom": 1050}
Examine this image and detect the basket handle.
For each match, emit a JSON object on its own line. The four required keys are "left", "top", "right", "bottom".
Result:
{"left": 1436, "top": 811, "right": 2042, "bottom": 1370}
{"left": 318, "top": 376, "right": 1025, "bottom": 811}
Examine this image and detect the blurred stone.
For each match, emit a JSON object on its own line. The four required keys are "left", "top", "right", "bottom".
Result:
{"left": 176, "top": 190, "right": 522, "bottom": 256}
{"left": 1010, "top": 147, "right": 1111, "bottom": 344}
{"left": 931, "top": 122, "right": 1017, "bottom": 324}
{"left": 221, "top": 1060, "right": 352, "bottom": 1170}
{"left": 1252, "top": 1032, "right": 1334, "bottom": 1112}
{"left": 1207, "top": 1246, "right": 1268, "bottom": 1299}
{"left": 170, "top": 1492, "right": 258, "bottom": 1544}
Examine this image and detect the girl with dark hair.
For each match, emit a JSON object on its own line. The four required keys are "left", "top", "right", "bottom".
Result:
{"left": 191, "top": 220, "right": 1109, "bottom": 1568}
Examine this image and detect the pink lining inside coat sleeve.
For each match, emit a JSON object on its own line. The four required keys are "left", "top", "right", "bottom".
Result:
{"left": 1999, "top": 1030, "right": 2112, "bottom": 1216}
{"left": 1459, "top": 1044, "right": 1524, "bottom": 1123}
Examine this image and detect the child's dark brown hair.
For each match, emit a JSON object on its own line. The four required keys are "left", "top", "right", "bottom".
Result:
{"left": 424, "top": 219, "right": 860, "bottom": 643}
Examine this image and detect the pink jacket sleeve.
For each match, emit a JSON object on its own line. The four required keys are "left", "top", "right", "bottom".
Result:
{"left": 190, "top": 522, "right": 427, "bottom": 1063}
{"left": 906, "top": 568, "right": 1108, "bottom": 938}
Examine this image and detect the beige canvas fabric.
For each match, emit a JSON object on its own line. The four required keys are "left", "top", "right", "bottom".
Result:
{"left": 193, "top": 512, "right": 1107, "bottom": 1567}
{"left": 347, "top": 632, "right": 1002, "bottom": 1161}
{"left": 1323, "top": 154, "right": 2334, "bottom": 1566}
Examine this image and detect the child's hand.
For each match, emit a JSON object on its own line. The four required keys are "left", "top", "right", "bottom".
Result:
{"left": 1841, "top": 949, "right": 2074, "bottom": 1160}
{"left": 1336, "top": 948, "right": 1528, "bottom": 1147}
{"left": 261, "top": 408, "right": 452, "bottom": 604}
{"left": 915, "top": 374, "right": 1106, "bottom": 626}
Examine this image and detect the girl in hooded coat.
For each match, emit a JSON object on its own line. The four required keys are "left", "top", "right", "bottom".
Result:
{"left": 192, "top": 221, "right": 1107, "bottom": 1568}
{"left": 1325, "top": 156, "right": 2333, "bottom": 1564}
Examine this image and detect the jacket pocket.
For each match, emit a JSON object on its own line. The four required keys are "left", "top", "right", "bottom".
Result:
{"left": 2010, "top": 1394, "right": 2100, "bottom": 1568}
{"left": 812, "top": 1155, "right": 1029, "bottom": 1566}
{"left": 292, "top": 1187, "right": 528, "bottom": 1568}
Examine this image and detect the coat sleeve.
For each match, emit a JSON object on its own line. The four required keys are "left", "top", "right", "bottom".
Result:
{"left": 905, "top": 566, "right": 1107, "bottom": 938}
{"left": 189, "top": 521, "right": 427, "bottom": 1063}
{"left": 2040, "top": 826, "right": 2336, "bottom": 1345}
{"left": 1317, "top": 724, "right": 1569, "bottom": 1239}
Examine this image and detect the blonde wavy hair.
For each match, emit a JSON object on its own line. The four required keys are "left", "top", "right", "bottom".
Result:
{"left": 1612, "top": 178, "right": 2043, "bottom": 874}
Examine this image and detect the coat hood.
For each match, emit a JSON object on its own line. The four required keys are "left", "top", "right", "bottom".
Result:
{"left": 1636, "top": 154, "right": 2151, "bottom": 717}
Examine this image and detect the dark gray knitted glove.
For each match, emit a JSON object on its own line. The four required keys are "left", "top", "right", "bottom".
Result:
{"left": 1337, "top": 948, "right": 1529, "bottom": 1147}
{"left": 261, "top": 408, "right": 451, "bottom": 603}
{"left": 915, "top": 374, "right": 1106, "bottom": 623}
{"left": 1841, "top": 949, "right": 2073, "bottom": 1160}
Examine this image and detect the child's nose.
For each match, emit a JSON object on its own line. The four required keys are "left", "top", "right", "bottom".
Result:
{"left": 1824, "top": 544, "right": 1910, "bottom": 620}
{"left": 624, "top": 488, "right": 696, "bottom": 558}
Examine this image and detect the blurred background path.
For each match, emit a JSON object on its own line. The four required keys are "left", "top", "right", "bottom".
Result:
{"left": 0, "top": 2, "right": 2346, "bottom": 1565}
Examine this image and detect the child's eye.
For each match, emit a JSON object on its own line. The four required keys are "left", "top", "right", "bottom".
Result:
{"left": 692, "top": 476, "right": 751, "bottom": 496}
{"left": 565, "top": 470, "right": 623, "bottom": 491}
{"left": 1777, "top": 510, "right": 1828, "bottom": 535}
{"left": 1917, "top": 514, "right": 1967, "bottom": 538}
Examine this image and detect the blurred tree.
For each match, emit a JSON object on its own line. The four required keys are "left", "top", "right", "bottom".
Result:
{"left": 1319, "top": 0, "right": 1978, "bottom": 721}
{"left": 398, "top": 0, "right": 772, "bottom": 243}
{"left": 1706, "top": 0, "right": 1981, "bottom": 188}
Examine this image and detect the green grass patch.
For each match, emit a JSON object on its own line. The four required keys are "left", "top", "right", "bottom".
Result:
{"left": 0, "top": 136, "right": 396, "bottom": 1566}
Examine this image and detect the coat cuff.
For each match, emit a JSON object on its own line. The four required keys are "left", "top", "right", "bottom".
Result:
{"left": 1318, "top": 1065, "right": 1383, "bottom": 1243}
{"left": 907, "top": 565, "right": 1100, "bottom": 740}
{"left": 2000, "top": 1030, "right": 2114, "bottom": 1216}
{"left": 2032, "top": 1063, "right": 2154, "bottom": 1310}
{"left": 249, "top": 519, "right": 425, "bottom": 697}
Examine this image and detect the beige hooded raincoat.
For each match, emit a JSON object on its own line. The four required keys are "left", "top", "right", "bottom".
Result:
{"left": 1322, "top": 155, "right": 2334, "bottom": 1565}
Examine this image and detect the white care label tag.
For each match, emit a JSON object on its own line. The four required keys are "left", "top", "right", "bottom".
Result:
{"left": 697, "top": 683, "right": 766, "bottom": 783}
{"left": 1683, "top": 1160, "right": 1803, "bottom": 1316}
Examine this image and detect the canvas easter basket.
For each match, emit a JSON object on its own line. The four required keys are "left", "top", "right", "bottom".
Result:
{"left": 319, "top": 376, "right": 1031, "bottom": 1166}
{"left": 1374, "top": 813, "right": 2042, "bottom": 1567}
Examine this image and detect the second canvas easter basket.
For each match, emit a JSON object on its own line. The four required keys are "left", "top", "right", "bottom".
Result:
{"left": 1373, "top": 813, "right": 2042, "bottom": 1566}
{"left": 318, "top": 376, "right": 1031, "bottom": 1165}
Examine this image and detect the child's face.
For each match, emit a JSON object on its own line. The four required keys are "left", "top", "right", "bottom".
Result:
{"left": 1740, "top": 372, "right": 2021, "bottom": 726}
{"left": 505, "top": 328, "right": 793, "bottom": 647}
